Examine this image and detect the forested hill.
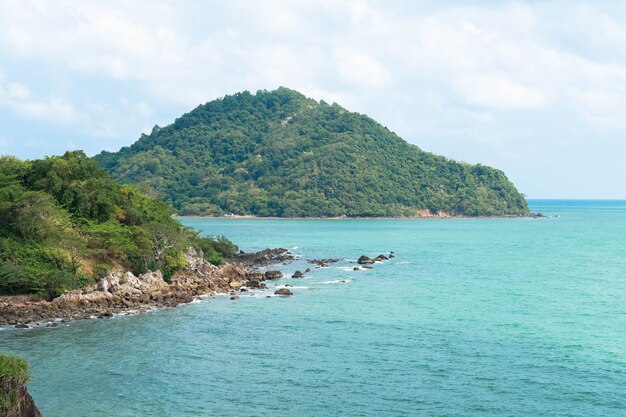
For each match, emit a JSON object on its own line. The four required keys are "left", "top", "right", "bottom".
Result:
{"left": 96, "top": 87, "right": 529, "bottom": 217}
{"left": 0, "top": 152, "right": 236, "bottom": 298}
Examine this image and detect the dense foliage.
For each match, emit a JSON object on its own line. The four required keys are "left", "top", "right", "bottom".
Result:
{"left": 96, "top": 88, "right": 529, "bottom": 217}
{"left": 0, "top": 152, "right": 237, "bottom": 299}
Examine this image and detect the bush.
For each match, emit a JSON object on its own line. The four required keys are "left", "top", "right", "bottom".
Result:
{"left": 194, "top": 235, "right": 238, "bottom": 265}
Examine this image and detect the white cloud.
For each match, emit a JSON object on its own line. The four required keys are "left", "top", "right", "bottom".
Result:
{"left": 455, "top": 75, "right": 546, "bottom": 109}
{"left": 333, "top": 47, "right": 393, "bottom": 88}
{"left": 1, "top": 1, "right": 626, "bottom": 196}
{"left": 7, "top": 82, "right": 30, "bottom": 100}
{"left": 0, "top": 77, "right": 81, "bottom": 125}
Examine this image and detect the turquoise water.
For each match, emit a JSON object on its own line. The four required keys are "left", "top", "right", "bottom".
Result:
{"left": 1, "top": 200, "right": 625, "bottom": 416}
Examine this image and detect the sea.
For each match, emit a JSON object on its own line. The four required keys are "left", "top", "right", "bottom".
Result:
{"left": 1, "top": 200, "right": 625, "bottom": 417}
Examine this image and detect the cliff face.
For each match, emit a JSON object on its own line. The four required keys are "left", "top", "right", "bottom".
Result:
{"left": 1, "top": 381, "right": 42, "bottom": 417}
{"left": 11, "top": 386, "right": 42, "bottom": 417}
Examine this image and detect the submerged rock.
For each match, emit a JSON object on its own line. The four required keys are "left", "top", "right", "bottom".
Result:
{"left": 274, "top": 288, "right": 293, "bottom": 296}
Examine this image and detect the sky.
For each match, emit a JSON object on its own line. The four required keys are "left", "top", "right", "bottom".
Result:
{"left": 1, "top": 1, "right": 625, "bottom": 199}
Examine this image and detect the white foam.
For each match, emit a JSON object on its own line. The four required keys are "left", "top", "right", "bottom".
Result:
{"left": 319, "top": 279, "right": 352, "bottom": 285}
{"left": 276, "top": 285, "right": 308, "bottom": 289}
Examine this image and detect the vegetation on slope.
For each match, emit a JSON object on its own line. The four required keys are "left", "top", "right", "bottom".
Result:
{"left": 0, "top": 353, "right": 29, "bottom": 414}
{"left": 0, "top": 151, "right": 237, "bottom": 299}
{"left": 96, "top": 87, "right": 529, "bottom": 217}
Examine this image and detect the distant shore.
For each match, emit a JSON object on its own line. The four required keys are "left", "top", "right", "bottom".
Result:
{"left": 178, "top": 212, "right": 547, "bottom": 220}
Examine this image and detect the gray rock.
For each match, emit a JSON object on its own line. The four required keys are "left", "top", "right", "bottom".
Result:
{"left": 274, "top": 288, "right": 293, "bottom": 296}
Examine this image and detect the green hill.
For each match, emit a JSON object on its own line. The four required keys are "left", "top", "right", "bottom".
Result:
{"left": 96, "top": 88, "right": 529, "bottom": 217}
{"left": 0, "top": 151, "right": 236, "bottom": 299}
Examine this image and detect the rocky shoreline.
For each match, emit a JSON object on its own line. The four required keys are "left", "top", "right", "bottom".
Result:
{"left": 0, "top": 248, "right": 293, "bottom": 328}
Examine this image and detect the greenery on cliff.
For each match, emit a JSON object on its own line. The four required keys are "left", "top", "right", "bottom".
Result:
{"left": 0, "top": 353, "right": 29, "bottom": 414}
{"left": 96, "top": 87, "right": 529, "bottom": 217}
{"left": 0, "top": 151, "right": 237, "bottom": 299}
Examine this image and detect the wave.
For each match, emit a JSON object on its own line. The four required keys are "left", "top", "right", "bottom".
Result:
{"left": 319, "top": 279, "right": 352, "bottom": 285}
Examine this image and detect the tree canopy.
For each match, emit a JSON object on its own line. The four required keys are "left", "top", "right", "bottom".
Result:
{"left": 0, "top": 151, "right": 237, "bottom": 299}
{"left": 96, "top": 87, "right": 529, "bottom": 217}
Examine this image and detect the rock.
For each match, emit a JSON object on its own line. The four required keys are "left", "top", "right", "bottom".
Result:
{"left": 291, "top": 270, "right": 305, "bottom": 278}
{"left": 357, "top": 255, "right": 374, "bottom": 265}
{"left": 353, "top": 266, "right": 360, "bottom": 271}
{"left": 304, "top": 268, "right": 311, "bottom": 273}
{"left": 4, "top": 384, "right": 43, "bottom": 417}
{"left": 264, "top": 270, "right": 283, "bottom": 280}
{"left": 230, "top": 295, "right": 240, "bottom": 300}
{"left": 245, "top": 271, "right": 265, "bottom": 280}
{"left": 307, "top": 258, "right": 342, "bottom": 266}
{"left": 230, "top": 248, "right": 294, "bottom": 268}
{"left": 274, "top": 288, "right": 293, "bottom": 296}
{"left": 14, "top": 323, "right": 29, "bottom": 329}
{"left": 362, "top": 265, "right": 373, "bottom": 269}
{"left": 389, "top": 252, "right": 395, "bottom": 258}
{"left": 374, "top": 254, "right": 389, "bottom": 261}
{"left": 0, "top": 244, "right": 302, "bottom": 326}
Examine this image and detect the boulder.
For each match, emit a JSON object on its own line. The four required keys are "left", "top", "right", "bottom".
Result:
{"left": 264, "top": 270, "right": 283, "bottom": 280}
{"left": 291, "top": 270, "right": 305, "bottom": 278}
{"left": 357, "top": 255, "right": 374, "bottom": 265}
{"left": 274, "top": 288, "right": 293, "bottom": 296}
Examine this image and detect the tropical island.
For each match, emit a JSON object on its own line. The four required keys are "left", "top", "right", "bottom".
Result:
{"left": 96, "top": 87, "right": 530, "bottom": 218}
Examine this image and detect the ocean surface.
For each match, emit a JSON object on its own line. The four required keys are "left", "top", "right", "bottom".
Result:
{"left": 1, "top": 200, "right": 625, "bottom": 417}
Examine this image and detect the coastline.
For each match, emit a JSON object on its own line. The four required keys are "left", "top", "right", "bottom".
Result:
{"left": 179, "top": 212, "right": 546, "bottom": 220}
{"left": 0, "top": 249, "right": 294, "bottom": 329}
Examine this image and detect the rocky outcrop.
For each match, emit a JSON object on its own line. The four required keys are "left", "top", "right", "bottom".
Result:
{"left": 358, "top": 253, "right": 393, "bottom": 264}
{"left": 264, "top": 270, "right": 283, "bottom": 280}
{"left": 307, "top": 258, "right": 342, "bottom": 267}
{"left": 230, "top": 248, "right": 294, "bottom": 268}
{"left": 1, "top": 382, "right": 42, "bottom": 417}
{"left": 291, "top": 270, "right": 304, "bottom": 278}
{"left": 357, "top": 256, "right": 375, "bottom": 265}
{"left": 0, "top": 249, "right": 273, "bottom": 327}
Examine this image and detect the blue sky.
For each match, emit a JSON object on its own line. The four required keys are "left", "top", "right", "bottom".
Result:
{"left": 1, "top": 1, "right": 625, "bottom": 198}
